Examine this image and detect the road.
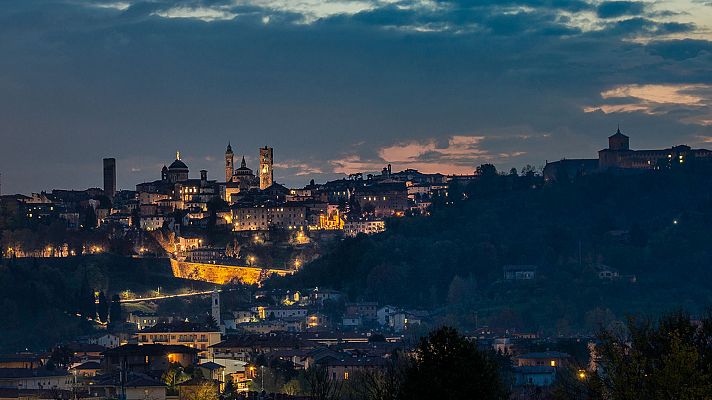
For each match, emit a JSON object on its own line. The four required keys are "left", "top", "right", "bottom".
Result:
{"left": 118, "top": 289, "right": 220, "bottom": 303}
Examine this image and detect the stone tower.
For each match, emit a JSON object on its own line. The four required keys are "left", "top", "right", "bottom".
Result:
{"left": 211, "top": 288, "right": 221, "bottom": 327}
{"left": 608, "top": 127, "right": 630, "bottom": 151}
{"left": 259, "top": 146, "right": 273, "bottom": 190}
{"left": 225, "top": 142, "right": 234, "bottom": 183}
{"left": 103, "top": 158, "right": 116, "bottom": 198}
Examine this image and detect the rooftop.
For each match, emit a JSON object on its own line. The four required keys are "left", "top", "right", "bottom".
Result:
{"left": 142, "top": 321, "right": 218, "bottom": 334}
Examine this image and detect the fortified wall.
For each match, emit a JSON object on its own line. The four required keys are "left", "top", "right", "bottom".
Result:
{"left": 170, "top": 258, "right": 291, "bottom": 285}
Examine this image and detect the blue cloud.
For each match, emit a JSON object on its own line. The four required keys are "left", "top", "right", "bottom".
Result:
{"left": 597, "top": 1, "right": 647, "bottom": 18}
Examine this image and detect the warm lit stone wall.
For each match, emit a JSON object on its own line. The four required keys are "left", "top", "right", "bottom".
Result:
{"left": 170, "top": 258, "right": 291, "bottom": 285}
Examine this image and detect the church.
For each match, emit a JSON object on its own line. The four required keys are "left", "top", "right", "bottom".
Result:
{"left": 224, "top": 143, "right": 259, "bottom": 202}
{"left": 136, "top": 152, "right": 219, "bottom": 211}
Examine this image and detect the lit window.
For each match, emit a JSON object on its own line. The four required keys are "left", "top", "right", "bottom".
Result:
{"left": 550, "top": 360, "right": 557, "bottom": 367}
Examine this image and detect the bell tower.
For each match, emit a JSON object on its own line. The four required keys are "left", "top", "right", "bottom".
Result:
{"left": 225, "top": 142, "right": 234, "bottom": 183}
{"left": 259, "top": 146, "right": 273, "bottom": 190}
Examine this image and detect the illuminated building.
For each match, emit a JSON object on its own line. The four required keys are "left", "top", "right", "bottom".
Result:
{"left": 231, "top": 204, "right": 307, "bottom": 231}
{"left": 259, "top": 146, "right": 274, "bottom": 190}
{"left": 355, "top": 182, "right": 409, "bottom": 217}
{"left": 343, "top": 218, "right": 385, "bottom": 236}
{"left": 136, "top": 152, "right": 220, "bottom": 216}
{"left": 318, "top": 210, "right": 344, "bottom": 230}
{"left": 138, "top": 321, "right": 221, "bottom": 356}
{"left": 544, "top": 128, "right": 712, "bottom": 182}
{"left": 224, "top": 143, "right": 259, "bottom": 201}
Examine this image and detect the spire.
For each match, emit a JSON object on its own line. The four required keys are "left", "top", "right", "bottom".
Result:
{"left": 226, "top": 142, "right": 233, "bottom": 153}
{"left": 241, "top": 156, "right": 247, "bottom": 168}
{"left": 176, "top": 151, "right": 181, "bottom": 160}
{"left": 617, "top": 124, "right": 621, "bottom": 134}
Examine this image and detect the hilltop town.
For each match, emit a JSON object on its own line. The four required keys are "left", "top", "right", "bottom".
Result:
{"left": 1, "top": 129, "right": 712, "bottom": 399}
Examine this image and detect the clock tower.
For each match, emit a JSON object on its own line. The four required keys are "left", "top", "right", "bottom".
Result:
{"left": 225, "top": 142, "right": 234, "bottom": 183}
{"left": 259, "top": 146, "right": 273, "bottom": 190}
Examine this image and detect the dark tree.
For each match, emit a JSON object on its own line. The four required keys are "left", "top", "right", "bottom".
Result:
{"left": 48, "top": 345, "right": 73, "bottom": 369}
{"left": 476, "top": 163, "right": 498, "bottom": 178}
{"left": 97, "top": 291, "right": 109, "bottom": 323}
{"left": 592, "top": 311, "right": 712, "bottom": 400}
{"left": 109, "top": 294, "right": 123, "bottom": 324}
{"left": 305, "top": 365, "right": 342, "bottom": 400}
{"left": 399, "top": 326, "right": 508, "bottom": 400}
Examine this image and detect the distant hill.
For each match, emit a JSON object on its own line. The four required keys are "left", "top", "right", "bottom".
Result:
{"left": 272, "top": 168, "right": 712, "bottom": 335}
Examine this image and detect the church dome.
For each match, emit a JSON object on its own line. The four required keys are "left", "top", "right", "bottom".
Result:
{"left": 169, "top": 159, "right": 188, "bottom": 170}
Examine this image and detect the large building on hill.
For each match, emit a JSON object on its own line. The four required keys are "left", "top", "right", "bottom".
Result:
{"left": 136, "top": 152, "right": 219, "bottom": 211}
{"left": 544, "top": 128, "right": 712, "bottom": 182}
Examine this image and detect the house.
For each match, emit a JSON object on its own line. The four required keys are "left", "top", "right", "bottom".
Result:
{"left": 513, "top": 366, "right": 557, "bottom": 387}
{"left": 127, "top": 311, "right": 173, "bottom": 331}
{"left": 209, "top": 333, "right": 303, "bottom": 362}
{"left": 0, "top": 388, "right": 73, "bottom": 400}
{"left": 341, "top": 315, "right": 362, "bottom": 327}
{"left": 69, "top": 361, "right": 101, "bottom": 378}
{"left": 318, "top": 357, "right": 389, "bottom": 381}
{"left": 0, "top": 354, "right": 43, "bottom": 369}
{"left": 138, "top": 321, "right": 222, "bottom": 355}
{"left": 377, "top": 306, "right": 398, "bottom": 326}
{"left": 91, "top": 373, "right": 167, "bottom": 400}
{"left": 344, "top": 302, "right": 378, "bottom": 322}
{"left": 254, "top": 306, "right": 308, "bottom": 320}
{"left": 83, "top": 333, "right": 120, "bottom": 348}
{"left": 198, "top": 362, "right": 225, "bottom": 383}
{"left": 305, "top": 312, "right": 330, "bottom": 329}
{"left": 101, "top": 344, "right": 199, "bottom": 373}
{"left": 0, "top": 369, "right": 72, "bottom": 390}
{"left": 343, "top": 219, "right": 385, "bottom": 237}
{"left": 200, "top": 359, "right": 248, "bottom": 390}
{"left": 388, "top": 311, "right": 423, "bottom": 332}
{"left": 514, "top": 351, "right": 571, "bottom": 368}
{"left": 308, "top": 288, "right": 343, "bottom": 306}
{"left": 503, "top": 265, "right": 537, "bottom": 281}
{"left": 64, "top": 343, "right": 106, "bottom": 361}
{"left": 354, "top": 183, "right": 409, "bottom": 217}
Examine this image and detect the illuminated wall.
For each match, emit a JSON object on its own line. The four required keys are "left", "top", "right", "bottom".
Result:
{"left": 170, "top": 258, "right": 291, "bottom": 285}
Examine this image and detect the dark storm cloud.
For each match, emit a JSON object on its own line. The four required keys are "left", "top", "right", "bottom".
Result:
{"left": 596, "top": 1, "right": 647, "bottom": 19}
{"left": 0, "top": 0, "right": 711, "bottom": 193}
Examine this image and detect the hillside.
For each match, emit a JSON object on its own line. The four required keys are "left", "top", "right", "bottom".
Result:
{"left": 271, "top": 168, "right": 712, "bottom": 334}
{"left": 0, "top": 255, "right": 211, "bottom": 352}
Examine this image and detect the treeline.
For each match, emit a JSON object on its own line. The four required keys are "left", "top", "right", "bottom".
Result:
{"left": 0, "top": 255, "right": 197, "bottom": 352}
{"left": 272, "top": 166, "right": 712, "bottom": 334}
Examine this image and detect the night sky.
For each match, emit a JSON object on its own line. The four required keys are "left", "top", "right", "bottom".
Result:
{"left": 1, "top": 0, "right": 711, "bottom": 193}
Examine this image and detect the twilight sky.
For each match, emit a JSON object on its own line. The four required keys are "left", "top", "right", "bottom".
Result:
{"left": 1, "top": 0, "right": 712, "bottom": 193}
